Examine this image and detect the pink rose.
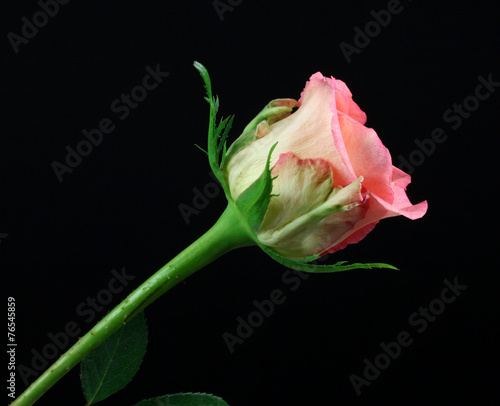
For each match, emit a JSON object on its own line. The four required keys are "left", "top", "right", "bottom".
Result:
{"left": 226, "top": 72, "right": 428, "bottom": 259}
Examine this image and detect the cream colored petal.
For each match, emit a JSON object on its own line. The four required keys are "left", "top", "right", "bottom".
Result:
{"left": 259, "top": 152, "right": 334, "bottom": 232}
{"left": 258, "top": 176, "right": 367, "bottom": 258}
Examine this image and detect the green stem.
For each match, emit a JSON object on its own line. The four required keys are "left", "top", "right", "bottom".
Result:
{"left": 12, "top": 203, "right": 255, "bottom": 406}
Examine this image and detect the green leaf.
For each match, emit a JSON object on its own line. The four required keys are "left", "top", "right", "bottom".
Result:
{"left": 80, "top": 312, "right": 148, "bottom": 405}
{"left": 133, "top": 392, "right": 230, "bottom": 406}
{"left": 234, "top": 143, "right": 277, "bottom": 231}
{"left": 258, "top": 243, "right": 398, "bottom": 273}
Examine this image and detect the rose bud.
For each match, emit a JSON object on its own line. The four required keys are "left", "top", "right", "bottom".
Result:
{"left": 194, "top": 62, "right": 427, "bottom": 272}
{"left": 223, "top": 72, "right": 428, "bottom": 260}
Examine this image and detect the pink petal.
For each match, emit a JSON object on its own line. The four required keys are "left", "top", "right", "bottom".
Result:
{"left": 300, "top": 73, "right": 367, "bottom": 125}
{"left": 322, "top": 221, "right": 379, "bottom": 255}
{"left": 339, "top": 115, "right": 394, "bottom": 203}
{"left": 259, "top": 72, "right": 358, "bottom": 187}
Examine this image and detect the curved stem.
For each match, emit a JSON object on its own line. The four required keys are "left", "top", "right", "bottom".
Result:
{"left": 12, "top": 203, "right": 254, "bottom": 406}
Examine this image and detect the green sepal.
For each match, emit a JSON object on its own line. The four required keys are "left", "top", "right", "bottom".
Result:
{"left": 241, "top": 98, "right": 298, "bottom": 134}
{"left": 234, "top": 143, "right": 277, "bottom": 232}
{"left": 193, "top": 61, "right": 233, "bottom": 201}
{"left": 225, "top": 99, "right": 297, "bottom": 166}
{"left": 258, "top": 243, "right": 398, "bottom": 273}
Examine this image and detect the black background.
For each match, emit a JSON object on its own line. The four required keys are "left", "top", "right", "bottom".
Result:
{"left": 2, "top": 1, "right": 499, "bottom": 405}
